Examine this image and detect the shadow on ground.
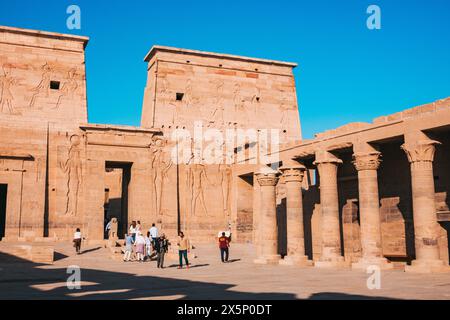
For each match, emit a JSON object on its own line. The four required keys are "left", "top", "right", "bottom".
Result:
{"left": 0, "top": 252, "right": 398, "bottom": 300}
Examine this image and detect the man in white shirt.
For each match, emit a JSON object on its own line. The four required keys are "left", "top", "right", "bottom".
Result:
{"left": 149, "top": 223, "right": 159, "bottom": 250}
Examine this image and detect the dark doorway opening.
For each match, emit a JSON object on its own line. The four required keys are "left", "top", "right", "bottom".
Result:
{"left": 104, "top": 162, "right": 132, "bottom": 239}
{"left": 0, "top": 184, "right": 7, "bottom": 240}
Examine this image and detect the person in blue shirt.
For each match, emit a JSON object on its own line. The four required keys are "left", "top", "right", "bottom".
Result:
{"left": 123, "top": 233, "right": 134, "bottom": 262}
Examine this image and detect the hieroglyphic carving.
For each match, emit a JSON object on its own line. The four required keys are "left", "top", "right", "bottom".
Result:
{"left": 55, "top": 68, "right": 78, "bottom": 109}
{"left": 151, "top": 137, "right": 172, "bottom": 217}
{"left": 59, "top": 134, "right": 82, "bottom": 216}
{"left": 0, "top": 64, "right": 20, "bottom": 115}
{"left": 30, "top": 63, "right": 52, "bottom": 108}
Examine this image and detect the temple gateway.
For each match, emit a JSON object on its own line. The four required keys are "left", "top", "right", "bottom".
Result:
{"left": 0, "top": 26, "right": 449, "bottom": 273}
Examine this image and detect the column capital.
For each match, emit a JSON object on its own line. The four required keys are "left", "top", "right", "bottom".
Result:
{"left": 352, "top": 151, "right": 381, "bottom": 171}
{"left": 401, "top": 140, "right": 441, "bottom": 163}
{"left": 255, "top": 167, "right": 280, "bottom": 187}
{"left": 313, "top": 150, "right": 343, "bottom": 166}
{"left": 280, "top": 164, "right": 306, "bottom": 183}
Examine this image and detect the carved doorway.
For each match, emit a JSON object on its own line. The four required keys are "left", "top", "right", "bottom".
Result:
{"left": 105, "top": 162, "right": 132, "bottom": 239}
{"left": 0, "top": 184, "right": 7, "bottom": 240}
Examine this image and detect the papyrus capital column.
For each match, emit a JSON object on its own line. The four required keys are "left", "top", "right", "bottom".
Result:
{"left": 279, "top": 164, "right": 313, "bottom": 266}
{"left": 351, "top": 151, "right": 392, "bottom": 269}
{"left": 254, "top": 167, "right": 281, "bottom": 264}
{"left": 313, "top": 151, "right": 347, "bottom": 268}
{"left": 401, "top": 139, "right": 447, "bottom": 272}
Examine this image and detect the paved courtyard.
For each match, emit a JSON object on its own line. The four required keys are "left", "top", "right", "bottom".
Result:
{"left": 0, "top": 242, "right": 449, "bottom": 300}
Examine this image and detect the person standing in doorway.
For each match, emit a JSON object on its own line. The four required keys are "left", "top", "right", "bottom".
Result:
{"left": 73, "top": 228, "right": 82, "bottom": 255}
{"left": 123, "top": 233, "right": 134, "bottom": 262}
{"left": 218, "top": 232, "right": 230, "bottom": 263}
{"left": 157, "top": 234, "right": 170, "bottom": 269}
{"left": 177, "top": 231, "right": 190, "bottom": 269}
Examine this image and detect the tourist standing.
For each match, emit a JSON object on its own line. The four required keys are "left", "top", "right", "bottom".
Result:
{"left": 145, "top": 232, "right": 152, "bottom": 261}
{"left": 123, "top": 233, "right": 134, "bottom": 262}
{"left": 149, "top": 223, "right": 159, "bottom": 246}
{"left": 157, "top": 234, "right": 170, "bottom": 269}
{"left": 177, "top": 231, "right": 190, "bottom": 269}
{"left": 73, "top": 228, "right": 82, "bottom": 255}
{"left": 135, "top": 232, "right": 146, "bottom": 262}
{"left": 129, "top": 221, "right": 137, "bottom": 242}
{"left": 136, "top": 220, "right": 142, "bottom": 234}
{"left": 218, "top": 232, "right": 230, "bottom": 263}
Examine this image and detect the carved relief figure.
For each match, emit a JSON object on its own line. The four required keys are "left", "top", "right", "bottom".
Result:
{"left": 279, "top": 90, "right": 292, "bottom": 127}
{"left": 219, "top": 164, "right": 232, "bottom": 217}
{"left": 185, "top": 152, "right": 211, "bottom": 217}
{"left": 151, "top": 138, "right": 172, "bottom": 217}
{"left": 60, "top": 134, "right": 82, "bottom": 216}
{"left": 209, "top": 79, "right": 225, "bottom": 127}
{"left": 233, "top": 83, "right": 245, "bottom": 124}
{"left": 30, "top": 63, "right": 52, "bottom": 108}
{"left": 55, "top": 68, "right": 78, "bottom": 109}
{"left": 249, "top": 86, "right": 261, "bottom": 123}
{"left": 159, "top": 77, "right": 177, "bottom": 125}
{"left": 0, "top": 64, "right": 20, "bottom": 115}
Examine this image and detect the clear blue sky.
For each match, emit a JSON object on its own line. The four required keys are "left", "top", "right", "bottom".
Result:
{"left": 1, "top": 0, "right": 449, "bottom": 139}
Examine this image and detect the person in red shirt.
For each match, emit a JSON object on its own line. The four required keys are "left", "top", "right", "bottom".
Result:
{"left": 218, "top": 232, "right": 230, "bottom": 263}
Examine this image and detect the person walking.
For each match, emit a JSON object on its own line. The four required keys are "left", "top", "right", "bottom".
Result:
{"left": 218, "top": 232, "right": 230, "bottom": 263}
{"left": 73, "top": 228, "right": 82, "bottom": 255}
{"left": 135, "top": 232, "right": 146, "bottom": 262}
{"left": 123, "top": 233, "right": 134, "bottom": 262}
{"left": 157, "top": 234, "right": 170, "bottom": 269}
{"left": 177, "top": 231, "right": 190, "bottom": 269}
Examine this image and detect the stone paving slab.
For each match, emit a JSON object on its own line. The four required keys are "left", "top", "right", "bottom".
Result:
{"left": 0, "top": 243, "right": 449, "bottom": 300}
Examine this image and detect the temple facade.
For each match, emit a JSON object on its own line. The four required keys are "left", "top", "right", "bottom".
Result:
{"left": 0, "top": 25, "right": 449, "bottom": 273}
{"left": 0, "top": 26, "right": 300, "bottom": 244}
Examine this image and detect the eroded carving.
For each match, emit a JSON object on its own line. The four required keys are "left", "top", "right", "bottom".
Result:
{"left": 60, "top": 134, "right": 82, "bottom": 216}
{"left": 30, "top": 63, "right": 52, "bottom": 109}
{"left": 0, "top": 64, "right": 20, "bottom": 115}
{"left": 55, "top": 68, "right": 78, "bottom": 109}
{"left": 151, "top": 137, "right": 172, "bottom": 217}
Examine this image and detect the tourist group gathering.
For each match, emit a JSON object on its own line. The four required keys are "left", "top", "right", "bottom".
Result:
{"left": 73, "top": 220, "right": 232, "bottom": 269}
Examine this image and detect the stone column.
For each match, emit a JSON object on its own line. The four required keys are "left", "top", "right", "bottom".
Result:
{"left": 402, "top": 140, "right": 448, "bottom": 273}
{"left": 314, "top": 151, "right": 347, "bottom": 268}
{"left": 279, "top": 165, "right": 313, "bottom": 266}
{"left": 254, "top": 168, "right": 281, "bottom": 265}
{"left": 352, "top": 152, "right": 393, "bottom": 270}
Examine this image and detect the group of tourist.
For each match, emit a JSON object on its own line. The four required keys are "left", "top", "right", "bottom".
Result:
{"left": 123, "top": 222, "right": 171, "bottom": 268}
{"left": 73, "top": 224, "right": 232, "bottom": 268}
